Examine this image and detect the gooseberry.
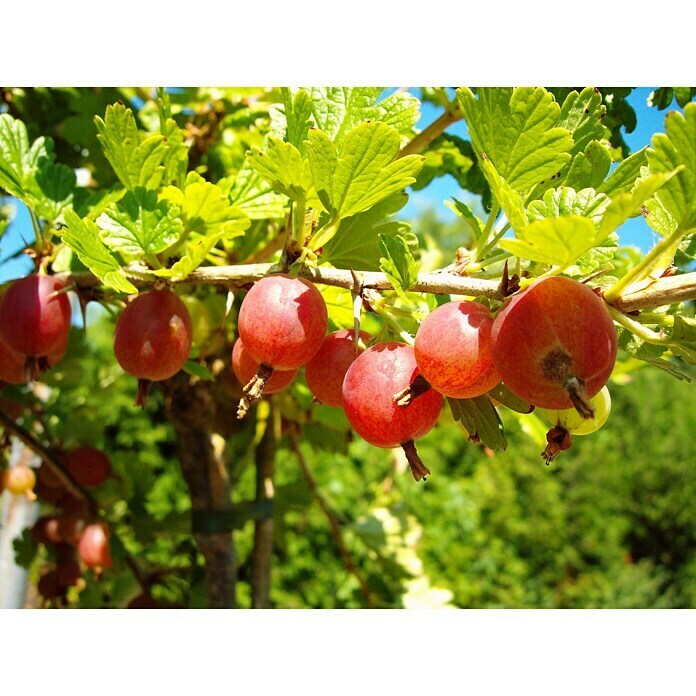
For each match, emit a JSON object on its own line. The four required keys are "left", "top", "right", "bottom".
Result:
{"left": 3, "top": 463, "right": 36, "bottom": 497}
{"left": 236, "top": 274, "right": 327, "bottom": 415}
{"left": 305, "top": 329, "right": 370, "bottom": 408}
{"left": 66, "top": 446, "right": 112, "bottom": 488}
{"left": 539, "top": 386, "right": 611, "bottom": 436}
{"left": 113, "top": 288, "right": 192, "bottom": 407}
{"left": 0, "top": 274, "right": 71, "bottom": 379}
{"left": 342, "top": 342, "right": 443, "bottom": 481}
{"left": 0, "top": 338, "right": 26, "bottom": 385}
{"left": 78, "top": 522, "right": 112, "bottom": 571}
{"left": 490, "top": 276, "right": 617, "bottom": 416}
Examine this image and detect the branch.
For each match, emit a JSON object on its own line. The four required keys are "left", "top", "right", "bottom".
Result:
{"left": 614, "top": 272, "right": 696, "bottom": 312}
{"left": 397, "top": 104, "right": 462, "bottom": 159}
{"left": 289, "top": 433, "right": 374, "bottom": 607}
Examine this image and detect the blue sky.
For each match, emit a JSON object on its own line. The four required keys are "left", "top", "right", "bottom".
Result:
{"left": 0, "top": 87, "right": 684, "bottom": 283}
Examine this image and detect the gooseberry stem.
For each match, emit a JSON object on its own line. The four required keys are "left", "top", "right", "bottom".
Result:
{"left": 401, "top": 440, "right": 431, "bottom": 482}
{"left": 393, "top": 374, "right": 432, "bottom": 408}
{"left": 238, "top": 364, "right": 274, "bottom": 419}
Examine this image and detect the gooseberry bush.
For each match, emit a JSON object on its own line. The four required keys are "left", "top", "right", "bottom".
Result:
{"left": 0, "top": 87, "right": 694, "bottom": 609}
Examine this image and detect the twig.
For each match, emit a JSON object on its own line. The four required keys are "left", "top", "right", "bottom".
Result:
{"left": 289, "top": 433, "right": 374, "bottom": 607}
{"left": 397, "top": 104, "right": 462, "bottom": 159}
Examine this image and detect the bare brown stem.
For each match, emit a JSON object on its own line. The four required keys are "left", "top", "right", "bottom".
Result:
{"left": 289, "top": 433, "right": 374, "bottom": 607}
{"left": 397, "top": 106, "right": 462, "bottom": 159}
{"left": 401, "top": 440, "right": 431, "bottom": 482}
{"left": 238, "top": 364, "right": 274, "bottom": 420}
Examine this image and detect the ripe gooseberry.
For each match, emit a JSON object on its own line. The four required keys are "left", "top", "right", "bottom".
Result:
{"left": 490, "top": 276, "right": 617, "bottom": 417}
{"left": 0, "top": 274, "right": 72, "bottom": 379}
{"left": 305, "top": 329, "right": 371, "bottom": 408}
{"left": 237, "top": 274, "right": 328, "bottom": 416}
{"left": 113, "top": 288, "right": 192, "bottom": 407}
{"left": 56, "top": 557, "right": 82, "bottom": 588}
{"left": 342, "top": 342, "right": 443, "bottom": 481}
{"left": 66, "top": 446, "right": 112, "bottom": 488}
{"left": 232, "top": 338, "right": 297, "bottom": 417}
{"left": 396, "top": 301, "right": 500, "bottom": 406}
{"left": 78, "top": 522, "right": 112, "bottom": 571}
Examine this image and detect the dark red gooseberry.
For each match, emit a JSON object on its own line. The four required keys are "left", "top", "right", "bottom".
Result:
{"left": 66, "top": 446, "right": 112, "bottom": 488}
{"left": 305, "top": 329, "right": 370, "bottom": 408}
{"left": 490, "top": 276, "right": 617, "bottom": 415}
{"left": 56, "top": 558, "right": 81, "bottom": 588}
{"left": 78, "top": 522, "right": 112, "bottom": 571}
{"left": 341, "top": 342, "right": 443, "bottom": 481}
{"left": 37, "top": 570, "right": 64, "bottom": 600}
{"left": 413, "top": 300, "right": 500, "bottom": 400}
{"left": 113, "top": 289, "right": 192, "bottom": 407}
{"left": 0, "top": 274, "right": 71, "bottom": 378}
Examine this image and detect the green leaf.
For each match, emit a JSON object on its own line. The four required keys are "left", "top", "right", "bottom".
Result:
{"left": 456, "top": 87, "right": 573, "bottom": 192}
{"left": 479, "top": 156, "right": 527, "bottom": 231}
{"left": 305, "top": 121, "right": 424, "bottom": 221}
{"left": 96, "top": 188, "right": 183, "bottom": 259}
{"left": 155, "top": 231, "right": 227, "bottom": 280}
{"left": 500, "top": 216, "right": 600, "bottom": 267}
{"left": 308, "top": 87, "right": 420, "bottom": 146}
{"left": 161, "top": 173, "right": 249, "bottom": 238}
{"left": 445, "top": 197, "right": 483, "bottom": 238}
{"left": 598, "top": 170, "right": 683, "bottom": 238}
{"left": 564, "top": 140, "right": 612, "bottom": 191}
{"left": 642, "top": 194, "right": 678, "bottom": 237}
{"left": 247, "top": 136, "right": 308, "bottom": 200}
{"left": 95, "top": 102, "right": 167, "bottom": 190}
{"left": 60, "top": 209, "right": 137, "bottom": 293}
{"left": 227, "top": 163, "right": 289, "bottom": 220}
{"left": 448, "top": 395, "right": 508, "bottom": 451}
{"left": 647, "top": 103, "right": 696, "bottom": 229}
{"left": 597, "top": 147, "right": 649, "bottom": 197}
{"left": 30, "top": 161, "right": 76, "bottom": 221}
{"left": 378, "top": 234, "right": 419, "bottom": 301}
{"left": 527, "top": 186, "right": 611, "bottom": 226}
{"left": 487, "top": 383, "right": 533, "bottom": 414}
{"left": 557, "top": 87, "right": 608, "bottom": 156}
{"left": 278, "top": 88, "right": 312, "bottom": 154}
{"left": 182, "top": 360, "right": 215, "bottom": 381}
{"left": 412, "top": 134, "right": 474, "bottom": 191}
{"left": 160, "top": 117, "right": 189, "bottom": 187}
{"left": 322, "top": 192, "right": 411, "bottom": 270}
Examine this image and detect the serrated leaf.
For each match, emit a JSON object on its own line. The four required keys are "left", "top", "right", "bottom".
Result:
{"left": 448, "top": 395, "right": 507, "bottom": 450}
{"left": 599, "top": 170, "right": 683, "bottom": 238}
{"left": 457, "top": 87, "right": 573, "bottom": 192}
{"left": 642, "top": 194, "right": 678, "bottom": 237}
{"left": 322, "top": 192, "right": 411, "bottom": 270}
{"left": 480, "top": 156, "right": 527, "bottom": 231}
{"left": 558, "top": 87, "right": 608, "bottom": 156}
{"left": 60, "top": 209, "right": 137, "bottom": 293}
{"left": 30, "top": 161, "right": 76, "bottom": 221}
{"left": 155, "top": 231, "right": 227, "bottom": 280}
{"left": 305, "top": 121, "right": 423, "bottom": 222}
{"left": 308, "top": 87, "right": 420, "bottom": 146}
{"left": 527, "top": 186, "right": 611, "bottom": 225}
{"left": 96, "top": 187, "right": 183, "bottom": 258}
{"left": 501, "top": 216, "right": 599, "bottom": 267}
{"left": 228, "top": 163, "right": 289, "bottom": 220}
{"left": 95, "top": 103, "right": 167, "bottom": 190}
{"left": 161, "top": 173, "right": 249, "bottom": 238}
{"left": 597, "top": 146, "right": 649, "bottom": 197}
{"left": 160, "top": 117, "right": 189, "bottom": 187}
{"left": 378, "top": 234, "right": 418, "bottom": 301}
{"left": 413, "top": 134, "right": 475, "bottom": 191}
{"left": 564, "top": 140, "right": 612, "bottom": 191}
{"left": 278, "top": 88, "right": 313, "bottom": 154}
{"left": 247, "top": 136, "right": 307, "bottom": 200}
{"left": 647, "top": 103, "right": 696, "bottom": 229}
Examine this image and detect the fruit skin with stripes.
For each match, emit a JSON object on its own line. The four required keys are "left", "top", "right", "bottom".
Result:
{"left": 305, "top": 329, "right": 370, "bottom": 408}
{"left": 113, "top": 289, "right": 192, "bottom": 407}
{"left": 414, "top": 300, "right": 500, "bottom": 399}
{"left": 490, "top": 276, "right": 617, "bottom": 415}
{"left": 342, "top": 342, "right": 443, "bottom": 481}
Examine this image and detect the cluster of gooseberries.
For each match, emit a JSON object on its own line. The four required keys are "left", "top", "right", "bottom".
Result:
{"left": 27, "top": 446, "right": 113, "bottom": 605}
{"left": 230, "top": 273, "right": 618, "bottom": 479}
{"left": 1, "top": 270, "right": 618, "bottom": 493}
